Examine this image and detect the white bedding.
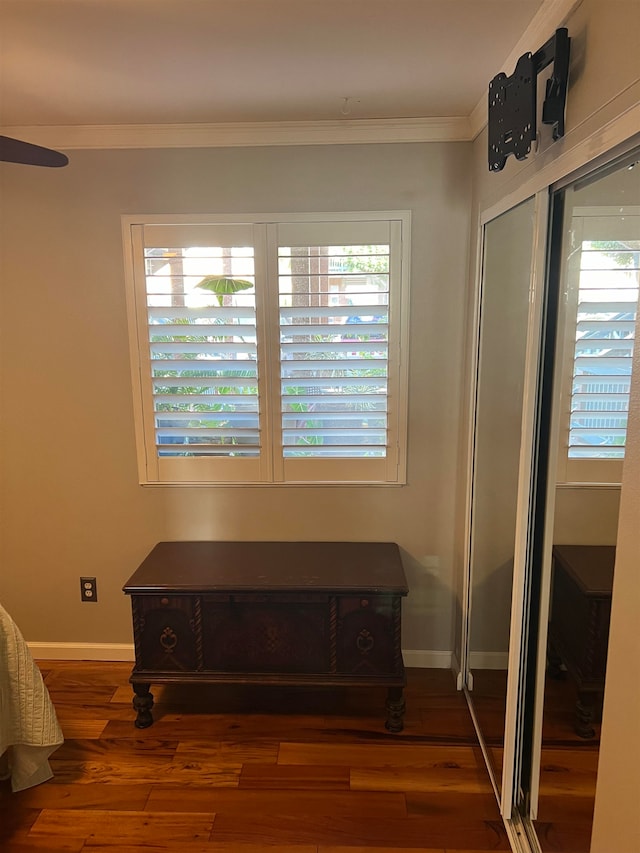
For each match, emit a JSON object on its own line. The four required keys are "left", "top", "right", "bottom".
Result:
{"left": 0, "top": 603, "right": 63, "bottom": 791}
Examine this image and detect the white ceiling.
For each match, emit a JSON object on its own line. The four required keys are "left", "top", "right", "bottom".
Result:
{"left": 1, "top": 0, "right": 545, "bottom": 131}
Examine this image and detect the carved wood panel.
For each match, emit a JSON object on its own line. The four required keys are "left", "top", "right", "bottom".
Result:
{"left": 337, "top": 596, "right": 394, "bottom": 675}
{"left": 136, "top": 596, "right": 198, "bottom": 672}
{"left": 201, "top": 599, "right": 329, "bottom": 673}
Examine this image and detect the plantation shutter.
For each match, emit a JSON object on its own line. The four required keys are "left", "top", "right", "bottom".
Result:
{"left": 130, "top": 223, "right": 268, "bottom": 483}
{"left": 125, "top": 213, "right": 409, "bottom": 485}
{"left": 567, "top": 212, "right": 639, "bottom": 460}
{"left": 274, "top": 220, "right": 405, "bottom": 482}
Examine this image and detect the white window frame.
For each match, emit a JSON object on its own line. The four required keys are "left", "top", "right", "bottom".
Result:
{"left": 555, "top": 205, "right": 639, "bottom": 485}
{"left": 122, "top": 211, "right": 411, "bottom": 486}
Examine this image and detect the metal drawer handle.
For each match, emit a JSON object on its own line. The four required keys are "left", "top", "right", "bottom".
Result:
{"left": 356, "top": 629, "right": 374, "bottom": 654}
{"left": 160, "top": 626, "right": 178, "bottom": 653}
{"left": 160, "top": 597, "right": 170, "bottom": 606}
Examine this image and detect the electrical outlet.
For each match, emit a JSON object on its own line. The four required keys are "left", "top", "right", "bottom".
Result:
{"left": 80, "top": 577, "right": 98, "bottom": 602}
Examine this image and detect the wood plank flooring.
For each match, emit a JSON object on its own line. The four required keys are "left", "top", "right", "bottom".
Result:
{"left": 535, "top": 672, "right": 599, "bottom": 853}
{"left": 465, "top": 668, "right": 599, "bottom": 853}
{"left": 0, "top": 663, "right": 510, "bottom": 852}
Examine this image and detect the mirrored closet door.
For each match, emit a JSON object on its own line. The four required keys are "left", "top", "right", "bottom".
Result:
{"left": 465, "top": 147, "right": 639, "bottom": 852}
{"left": 524, "top": 150, "right": 640, "bottom": 852}
{"left": 465, "top": 193, "right": 549, "bottom": 814}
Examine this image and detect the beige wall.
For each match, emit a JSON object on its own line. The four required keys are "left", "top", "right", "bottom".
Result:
{"left": 0, "top": 142, "right": 472, "bottom": 655}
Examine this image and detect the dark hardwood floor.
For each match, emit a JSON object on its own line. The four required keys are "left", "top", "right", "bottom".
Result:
{"left": 1, "top": 663, "right": 511, "bottom": 852}
{"left": 535, "top": 671, "right": 599, "bottom": 853}
{"left": 467, "top": 668, "right": 599, "bottom": 853}
{"left": 1, "top": 662, "right": 597, "bottom": 852}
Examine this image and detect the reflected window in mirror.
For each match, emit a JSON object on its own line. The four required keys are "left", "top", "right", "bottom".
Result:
{"left": 555, "top": 156, "right": 640, "bottom": 485}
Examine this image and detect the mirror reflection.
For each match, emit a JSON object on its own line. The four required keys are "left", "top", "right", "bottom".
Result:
{"left": 467, "top": 196, "right": 537, "bottom": 792}
{"left": 534, "top": 153, "right": 639, "bottom": 852}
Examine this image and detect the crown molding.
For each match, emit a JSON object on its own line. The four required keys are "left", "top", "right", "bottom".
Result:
{"left": 469, "top": 0, "right": 584, "bottom": 140}
{"left": 0, "top": 2, "right": 584, "bottom": 152}
{"left": 1, "top": 116, "right": 472, "bottom": 151}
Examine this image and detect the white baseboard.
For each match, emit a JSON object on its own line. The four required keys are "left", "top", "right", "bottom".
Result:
{"left": 402, "top": 649, "right": 452, "bottom": 669}
{"left": 28, "top": 642, "right": 135, "bottom": 662}
{"left": 468, "top": 650, "right": 509, "bottom": 670}
{"left": 450, "top": 651, "right": 464, "bottom": 690}
{"left": 29, "top": 642, "right": 453, "bottom": 668}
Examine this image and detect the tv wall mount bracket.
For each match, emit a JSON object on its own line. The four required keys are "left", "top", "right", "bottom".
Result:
{"left": 488, "top": 27, "right": 570, "bottom": 172}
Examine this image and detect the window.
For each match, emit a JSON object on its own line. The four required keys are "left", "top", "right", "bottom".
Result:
{"left": 556, "top": 202, "right": 639, "bottom": 483}
{"left": 567, "top": 236, "right": 637, "bottom": 458}
{"left": 123, "top": 213, "right": 410, "bottom": 485}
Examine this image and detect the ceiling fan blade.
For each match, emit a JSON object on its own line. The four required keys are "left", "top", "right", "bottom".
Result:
{"left": 0, "top": 135, "right": 69, "bottom": 167}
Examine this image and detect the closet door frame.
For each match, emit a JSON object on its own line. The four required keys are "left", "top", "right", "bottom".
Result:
{"left": 499, "top": 189, "right": 551, "bottom": 818}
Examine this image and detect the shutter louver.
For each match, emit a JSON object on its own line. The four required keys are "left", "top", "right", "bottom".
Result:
{"left": 569, "top": 242, "right": 639, "bottom": 458}
{"left": 142, "top": 242, "right": 259, "bottom": 459}
{"left": 277, "top": 244, "right": 390, "bottom": 458}
{"left": 126, "top": 214, "right": 409, "bottom": 485}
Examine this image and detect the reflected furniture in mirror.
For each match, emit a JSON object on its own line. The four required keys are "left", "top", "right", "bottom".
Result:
{"left": 547, "top": 545, "right": 614, "bottom": 738}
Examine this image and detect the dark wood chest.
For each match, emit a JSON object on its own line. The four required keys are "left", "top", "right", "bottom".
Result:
{"left": 548, "top": 544, "right": 614, "bottom": 737}
{"left": 123, "top": 541, "right": 408, "bottom": 731}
